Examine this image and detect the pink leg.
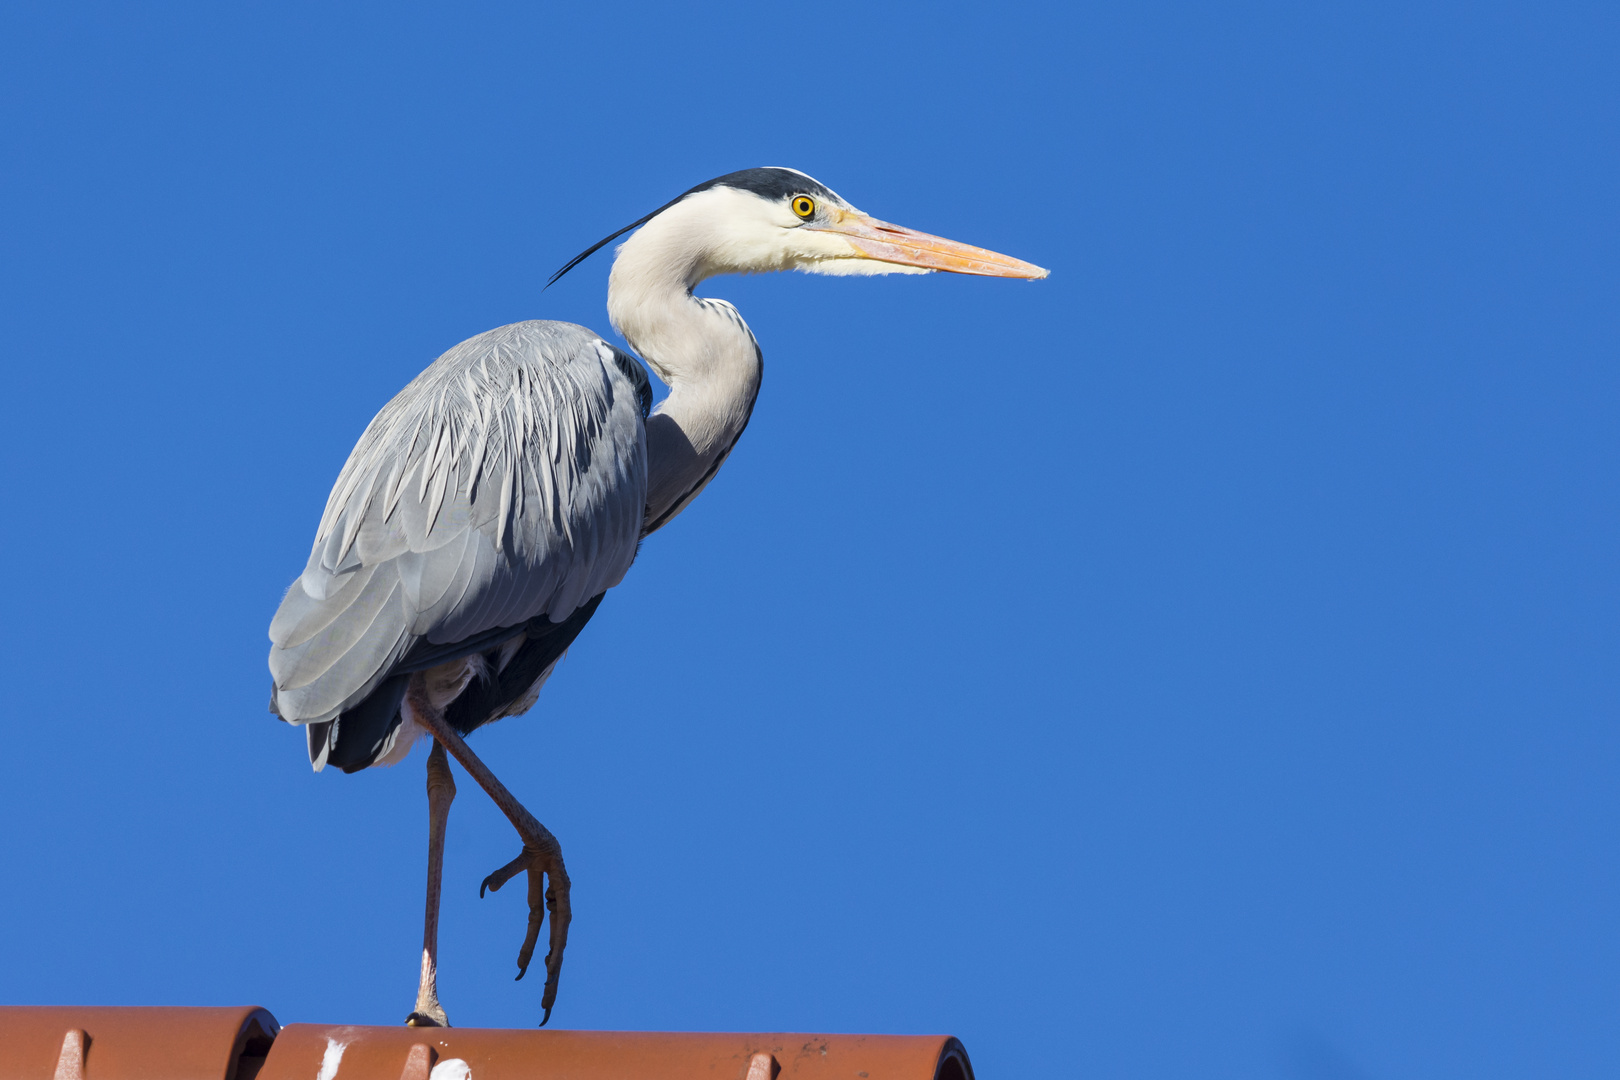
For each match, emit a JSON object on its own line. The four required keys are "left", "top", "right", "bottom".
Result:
{"left": 407, "top": 679, "right": 572, "bottom": 1026}
{"left": 406, "top": 739, "right": 456, "bottom": 1027}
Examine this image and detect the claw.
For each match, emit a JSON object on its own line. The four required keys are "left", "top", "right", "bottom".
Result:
{"left": 538, "top": 864, "right": 570, "bottom": 1023}
{"left": 481, "top": 851, "right": 529, "bottom": 899}
{"left": 515, "top": 863, "right": 543, "bottom": 980}
{"left": 482, "top": 843, "right": 571, "bottom": 1025}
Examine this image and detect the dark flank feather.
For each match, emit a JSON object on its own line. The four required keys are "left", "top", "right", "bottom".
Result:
{"left": 307, "top": 593, "right": 607, "bottom": 773}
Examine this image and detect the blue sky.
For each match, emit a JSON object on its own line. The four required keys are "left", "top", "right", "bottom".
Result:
{"left": 1, "top": 2, "right": 1616, "bottom": 1077}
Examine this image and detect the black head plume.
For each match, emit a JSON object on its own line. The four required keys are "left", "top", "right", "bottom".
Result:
{"left": 546, "top": 167, "right": 839, "bottom": 288}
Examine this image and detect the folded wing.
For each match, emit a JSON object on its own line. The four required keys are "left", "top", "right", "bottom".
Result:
{"left": 268, "top": 321, "right": 649, "bottom": 735}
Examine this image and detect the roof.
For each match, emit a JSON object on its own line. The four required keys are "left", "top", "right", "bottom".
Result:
{"left": 0, "top": 1006, "right": 974, "bottom": 1080}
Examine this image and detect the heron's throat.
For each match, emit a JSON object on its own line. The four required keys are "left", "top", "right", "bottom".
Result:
{"left": 607, "top": 250, "right": 763, "bottom": 535}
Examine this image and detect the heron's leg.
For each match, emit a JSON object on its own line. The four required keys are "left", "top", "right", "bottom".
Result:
{"left": 405, "top": 681, "right": 572, "bottom": 1027}
{"left": 406, "top": 739, "right": 456, "bottom": 1028}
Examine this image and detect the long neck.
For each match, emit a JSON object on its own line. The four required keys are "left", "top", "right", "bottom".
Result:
{"left": 608, "top": 222, "right": 763, "bottom": 535}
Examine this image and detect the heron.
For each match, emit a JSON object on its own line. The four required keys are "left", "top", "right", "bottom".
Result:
{"left": 267, "top": 167, "right": 1047, "bottom": 1027}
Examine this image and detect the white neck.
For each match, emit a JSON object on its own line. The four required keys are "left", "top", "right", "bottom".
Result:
{"left": 607, "top": 193, "right": 765, "bottom": 534}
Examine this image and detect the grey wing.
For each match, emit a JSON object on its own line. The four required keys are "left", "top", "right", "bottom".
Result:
{"left": 267, "top": 321, "right": 649, "bottom": 728}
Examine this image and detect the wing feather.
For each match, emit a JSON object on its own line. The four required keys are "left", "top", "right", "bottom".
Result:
{"left": 274, "top": 566, "right": 405, "bottom": 695}
{"left": 268, "top": 563, "right": 377, "bottom": 649}
{"left": 269, "top": 321, "right": 649, "bottom": 728}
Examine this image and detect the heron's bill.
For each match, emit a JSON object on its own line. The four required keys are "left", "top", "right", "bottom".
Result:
{"left": 814, "top": 211, "right": 1049, "bottom": 279}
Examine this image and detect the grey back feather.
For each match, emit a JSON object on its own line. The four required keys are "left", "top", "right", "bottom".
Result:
{"left": 269, "top": 321, "right": 649, "bottom": 726}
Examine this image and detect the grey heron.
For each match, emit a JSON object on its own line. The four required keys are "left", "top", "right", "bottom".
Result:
{"left": 267, "top": 167, "right": 1047, "bottom": 1027}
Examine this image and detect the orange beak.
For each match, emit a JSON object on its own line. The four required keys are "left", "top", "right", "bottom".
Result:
{"left": 809, "top": 209, "right": 1049, "bottom": 279}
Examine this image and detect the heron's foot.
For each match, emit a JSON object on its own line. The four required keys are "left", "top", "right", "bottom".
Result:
{"left": 480, "top": 839, "right": 572, "bottom": 1026}
{"left": 405, "top": 1005, "right": 449, "bottom": 1028}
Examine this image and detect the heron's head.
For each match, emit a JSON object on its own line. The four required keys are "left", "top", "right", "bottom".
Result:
{"left": 551, "top": 166, "right": 1048, "bottom": 290}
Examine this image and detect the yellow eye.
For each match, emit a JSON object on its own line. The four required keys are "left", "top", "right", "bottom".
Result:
{"left": 791, "top": 195, "right": 816, "bottom": 219}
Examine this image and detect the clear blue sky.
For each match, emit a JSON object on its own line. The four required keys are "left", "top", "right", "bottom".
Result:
{"left": 1, "top": 2, "right": 1615, "bottom": 1077}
